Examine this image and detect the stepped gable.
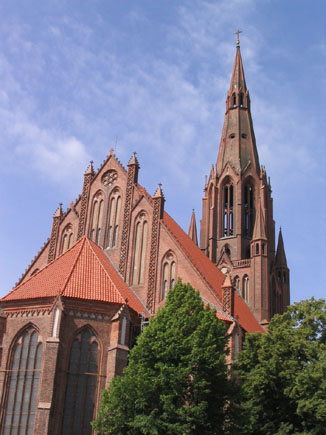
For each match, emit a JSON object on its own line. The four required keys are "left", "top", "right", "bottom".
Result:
{"left": 163, "top": 212, "right": 263, "bottom": 333}
{"left": 2, "top": 237, "right": 145, "bottom": 314}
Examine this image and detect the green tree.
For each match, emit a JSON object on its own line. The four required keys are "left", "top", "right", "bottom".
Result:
{"left": 93, "top": 280, "right": 235, "bottom": 434}
{"left": 235, "top": 298, "right": 326, "bottom": 435}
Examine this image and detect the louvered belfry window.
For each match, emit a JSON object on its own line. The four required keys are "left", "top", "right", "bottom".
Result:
{"left": 61, "top": 329, "right": 99, "bottom": 435}
{"left": 2, "top": 326, "right": 43, "bottom": 434}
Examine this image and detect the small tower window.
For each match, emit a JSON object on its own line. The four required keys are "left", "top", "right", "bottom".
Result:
{"left": 256, "top": 243, "right": 259, "bottom": 255}
{"left": 262, "top": 243, "right": 265, "bottom": 255}
{"left": 232, "top": 93, "right": 236, "bottom": 107}
{"left": 240, "top": 93, "right": 244, "bottom": 107}
{"left": 244, "top": 183, "right": 254, "bottom": 237}
{"left": 223, "top": 181, "right": 234, "bottom": 237}
{"left": 234, "top": 276, "right": 240, "bottom": 291}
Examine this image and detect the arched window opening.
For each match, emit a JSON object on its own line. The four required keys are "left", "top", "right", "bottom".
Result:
{"left": 61, "top": 225, "right": 73, "bottom": 254}
{"left": 262, "top": 243, "right": 265, "bottom": 255}
{"left": 224, "top": 245, "right": 231, "bottom": 257}
{"left": 161, "top": 253, "right": 176, "bottom": 300}
{"left": 61, "top": 329, "right": 99, "bottom": 435}
{"left": 223, "top": 182, "right": 234, "bottom": 237}
{"left": 283, "top": 272, "right": 287, "bottom": 283}
{"left": 243, "top": 276, "right": 249, "bottom": 302}
{"left": 240, "top": 93, "right": 244, "bottom": 107}
{"left": 132, "top": 214, "right": 148, "bottom": 285}
{"left": 90, "top": 193, "right": 104, "bottom": 244}
{"left": 278, "top": 271, "right": 281, "bottom": 281}
{"left": 107, "top": 190, "right": 121, "bottom": 248}
{"left": 3, "top": 327, "right": 43, "bottom": 434}
{"left": 232, "top": 93, "right": 236, "bottom": 107}
{"left": 256, "top": 243, "right": 259, "bottom": 255}
{"left": 234, "top": 276, "right": 240, "bottom": 291}
{"left": 245, "top": 246, "right": 251, "bottom": 259}
{"left": 244, "top": 183, "right": 254, "bottom": 237}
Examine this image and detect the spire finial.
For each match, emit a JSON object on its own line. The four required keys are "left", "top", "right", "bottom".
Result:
{"left": 234, "top": 29, "right": 242, "bottom": 47}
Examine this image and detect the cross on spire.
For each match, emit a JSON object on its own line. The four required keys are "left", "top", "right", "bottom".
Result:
{"left": 234, "top": 29, "right": 242, "bottom": 46}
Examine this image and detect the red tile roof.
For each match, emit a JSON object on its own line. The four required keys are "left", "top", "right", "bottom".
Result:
{"left": 2, "top": 237, "right": 145, "bottom": 314}
{"left": 162, "top": 211, "right": 263, "bottom": 333}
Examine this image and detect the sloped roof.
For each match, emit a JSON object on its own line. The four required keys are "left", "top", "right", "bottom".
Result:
{"left": 2, "top": 237, "right": 145, "bottom": 314}
{"left": 163, "top": 212, "right": 263, "bottom": 333}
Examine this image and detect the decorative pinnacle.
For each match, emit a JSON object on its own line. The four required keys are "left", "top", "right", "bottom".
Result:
{"left": 234, "top": 29, "right": 242, "bottom": 46}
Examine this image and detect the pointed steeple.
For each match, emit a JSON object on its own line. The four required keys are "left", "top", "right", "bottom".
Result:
{"left": 216, "top": 45, "right": 260, "bottom": 175}
{"left": 252, "top": 198, "right": 267, "bottom": 240}
{"left": 275, "top": 228, "right": 287, "bottom": 267}
{"left": 188, "top": 209, "right": 198, "bottom": 246}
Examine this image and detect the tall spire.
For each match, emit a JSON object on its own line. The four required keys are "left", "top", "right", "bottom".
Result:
{"left": 188, "top": 209, "right": 198, "bottom": 246}
{"left": 216, "top": 45, "right": 260, "bottom": 175}
{"left": 275, "top": 228, "right": 287, "bottom": 267}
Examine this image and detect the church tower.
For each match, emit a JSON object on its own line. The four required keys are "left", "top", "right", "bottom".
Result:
{"left": 200, "top": 39, "right": 290, "bottom": 322}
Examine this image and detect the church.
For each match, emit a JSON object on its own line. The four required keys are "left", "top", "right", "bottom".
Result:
{"left": 0, "top": 41, "right": 289, "bottom": 434}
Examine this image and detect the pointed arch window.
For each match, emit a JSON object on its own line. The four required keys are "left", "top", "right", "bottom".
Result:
{"left": 243, "top": 275, "right": 249, "bottom": 302}
{"left": 61, "top": 224, "right": 73, "bottom": 254}
{"left": 223, "top": 181, "right": 234, "bottom": 237}
{"left": 90, "top": 192, "right": 104, "bottom": 244}
{"left": 232, "top": 93, "right": 236, "bottom": 107}
{"left": 161, "top": 252, "right": 176, "bottom": 300}
{"left": 107, "top": 189, "right": 121, "bottom": 248}
{"left": 2, "top": 326, "right": 43, "bottom": 434}
{"left": 233, "top": 276, "right": 240, "bottom": 291}
{"left": 61, "top": 329, "right": 99, "bottom": 435}
{"left": 244, "top": 183, "right": 254, "bottom": 237}
{"left": 132, "top": 213, "right": 148, "bottom": 285}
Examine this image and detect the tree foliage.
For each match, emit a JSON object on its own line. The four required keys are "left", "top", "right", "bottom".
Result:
{"left": 235, "top": 298, "right": 326, "bottom": 435}
{"left": 93, "top": 280, "right": 234, "bottom": 434}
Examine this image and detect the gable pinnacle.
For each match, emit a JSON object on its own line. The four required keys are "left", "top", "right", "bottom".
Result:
{"left": 127, "top": 151, "right": 139, "bottom": 167}
{"left": 153, "top": 183, "right": 164, "bottom": 199}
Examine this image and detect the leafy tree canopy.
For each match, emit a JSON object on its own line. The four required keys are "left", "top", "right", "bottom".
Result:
{"left": 93, "top": 279, "right": 235, "bottom": 434}
{"left": 235, "top": 298, "right": 326, "bottom": 435}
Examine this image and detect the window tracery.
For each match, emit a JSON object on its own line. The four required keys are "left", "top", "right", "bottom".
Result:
{"left": 107, "top": 189, "right": 121, "bottom": 248}
{"left": 61, "top": 224, "right": 73, "bottom": 254}
{"left": 161, "top": 252, "right": 176, "bottom": 300}
{"left": 61, "top": 328, "right": 99, "bottom": 435}
{"left": 2, "top": 326, "right": 43, "bottom": 434}
{"left": 90, "top": 192, "right": 104, "bottom": 244}
{"left": 132, "top": 213, "right": 148, "bottom": 285}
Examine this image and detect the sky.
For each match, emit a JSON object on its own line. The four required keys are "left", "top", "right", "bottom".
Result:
{"left": 0, "top": 0, "right": 325, "bottom": 303}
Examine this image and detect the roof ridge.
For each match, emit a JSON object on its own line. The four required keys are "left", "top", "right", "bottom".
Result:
{"left": 60, "top": 237, "right": 87, "bottom": 296}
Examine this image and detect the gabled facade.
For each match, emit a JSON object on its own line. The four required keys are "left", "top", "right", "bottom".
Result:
{"left": 200, "top": 43, "right": 290, "bottom": 323}
{"left": 0, "top": 42, "right": 288, "bottom": 434}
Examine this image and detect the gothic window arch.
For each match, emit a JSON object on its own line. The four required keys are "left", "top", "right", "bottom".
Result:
{"left": 239, "top": 93, "right": 244, "bottom": 107}
{"left": 90, "top": 191, "right": 105, "bottom": 244}
{"left": 132, "top": 212, "right": 148, "bottom": 285}
{"left": 222, "top": 178, "right": 234, "bottom": 237}
{"left": 61, "top": 327, "right": 99, "bottom": 435}
{"left": 161, "top": 251, "right": 176, "bottom": 300}
{"left": 242, "top": 275, "right": 249, "bottom": 302}
{"left": 232, "top": 93, "right": 236, "bottom": 107}
{"left": 2, "top": 326, "right": 43, "bottom": 434}
{"left": 61, "top": 224, "right": 73, "bottom": 254}
{"left": 233, "top": 276, "right": 240, "bottom": 291}
{"left": 106, "top": 188, "right": 122, "bottom": 248}
{"left": 244, "top": 181, "right": 254, "bottom": 237}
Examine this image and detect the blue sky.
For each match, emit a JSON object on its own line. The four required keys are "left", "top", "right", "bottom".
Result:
{"left": 0, "top": 0, "right": 325, "bottom": 303}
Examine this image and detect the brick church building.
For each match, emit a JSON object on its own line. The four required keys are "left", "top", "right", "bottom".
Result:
{"left": 0, "top": 42, "right": 289, "bottom": 434}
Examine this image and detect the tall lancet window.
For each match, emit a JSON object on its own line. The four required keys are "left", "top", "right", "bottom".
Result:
{"left": 132, "top": 213, "right": 148, "bottom": 285}
{"left": 107, "top": 189, "right": 121, "bottom": 248}
{"left": 161, "top": 252, "right": 176, "bottom": 300}
{"left": 90, "top": 192, "right": 104, "bottom": 244}
{"left": 61, "top": 329, "right": 99, "bottom": 435}
{"left": 243, "top": 276, "right": 250, "bottom": 302}
{"left": 244, "top": 183, "right": 254, "bottom": 237}
{"left": 3, "top": 326, "right": 43, "bottom": 434}
{"left": 223, "top": 181, "right": 234, "bottom": 237}
{"left": 61, "top": 224, "right": 73, "bottom": 254}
